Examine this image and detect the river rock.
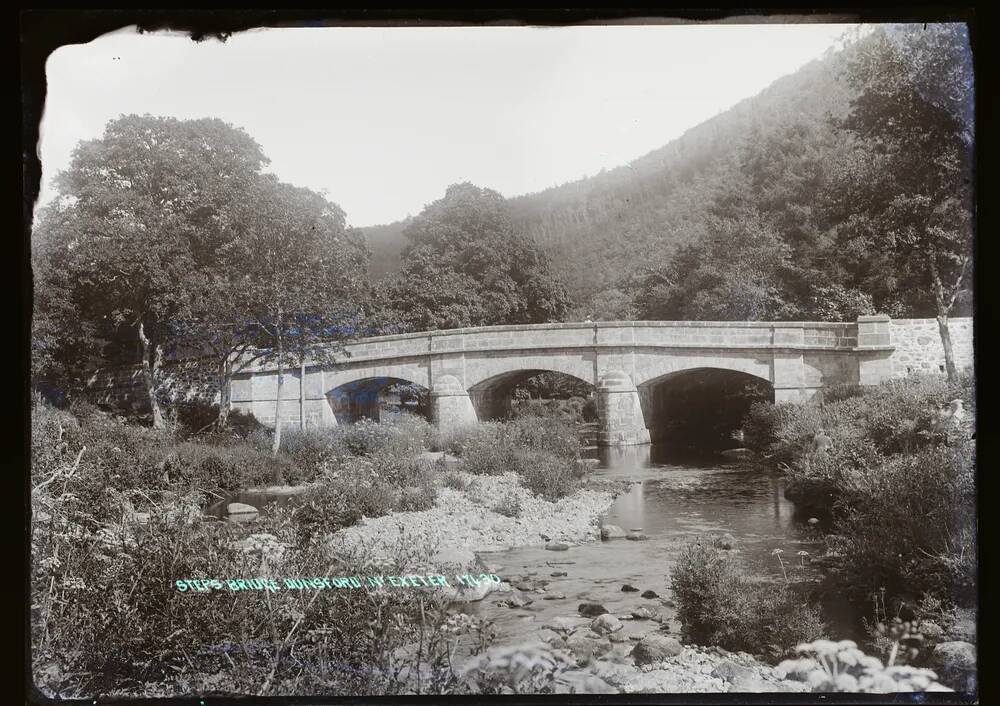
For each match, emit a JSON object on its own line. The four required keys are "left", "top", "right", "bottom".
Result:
{"left": 591, "top": 614, "right": 623, "bottom": 635}
{"left": 713, "top": 533, "right": 737, "bottom": 550}
{"left": 712, "top": 660, "right": 756, "bottom": 684}
{"left": 227, "top": 502, "right": 259, "bottom": 516}
{"left": 931, "top": 641, "right": 976, "bottom": 672}
{"left": 554, "top": 669, "right": 617, "bottom": 694}
{"left": 609, "top": 631, "right": 630, "bottom": 643}
{"left": 579, "top": 602, "right": 609, "bottom": 617}
{"left": 565, "top": 635, "right": 612, "bottom": 665}
{"left": 621, "top": 584, "right": 640, "bottom": 592}
{"left": 625, "top": 532, "right": 650, "bottom": 541}
{"left": 601, "top": 524, "right": 626, "bottom": 540}
{"left": 631, "top": 606, "right": 657, "bottom": 620}
{"left": 720, "top": 447, "right": 753, "bottom": 460}
{"left": 543, "top": 592, "right": 567, "bottom": 600}
{"left": 450, "top": 578, "right": 498, "bottom": 603}
{"left": 641, "top": 590, "right": 659, "bottom": 599}
{"left": 631, "top": 635, "right": 683, "bottom": 665}
{"left": 497, "top": 591, "right": 532, "bottom": 608}
{"left": 551, "top": 571, "right": 567, "bottom": 577}
{"left": 544, "top": 616, "right": 589, "bottom": 632}
{"left": 545, "top": 543, "right": 570, "bottom": 551}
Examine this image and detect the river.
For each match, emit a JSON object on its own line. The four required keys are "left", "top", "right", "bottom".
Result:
{"left": 464, "top": 443, "right": 860, "bottom": 647}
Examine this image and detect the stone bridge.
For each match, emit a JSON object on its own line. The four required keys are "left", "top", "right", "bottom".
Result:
{"left": 225, "top": 314, "right": 974, "bottom": 447}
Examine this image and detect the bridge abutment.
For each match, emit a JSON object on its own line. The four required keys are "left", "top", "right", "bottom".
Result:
{"left": 596, "top": 370, "right": 651, "bottom": 447}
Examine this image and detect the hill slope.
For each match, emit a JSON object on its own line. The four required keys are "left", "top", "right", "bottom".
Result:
{"left": 361, "top": 43, "right": 858, "bottom": 305}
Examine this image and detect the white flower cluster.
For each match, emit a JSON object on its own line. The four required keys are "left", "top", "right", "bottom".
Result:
{"left": 459, "top": 642, "right": 574, "bottom": 692}
{"left": 777, "top": 639, "right": 951, "bottom": 693}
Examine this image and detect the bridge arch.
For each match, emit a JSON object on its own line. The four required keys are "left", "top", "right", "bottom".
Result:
{"left": 637, "top": 366, "right": 775, "bottom": 447}
{"left": 467, "top": 368, "right": 595, "bottom": 421}
{"left": 326, "top": 373, "right": 430, "bottom": 424}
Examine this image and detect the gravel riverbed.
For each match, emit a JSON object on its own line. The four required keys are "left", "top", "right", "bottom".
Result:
{"left": 329, "top": 471, "right": 618, "bottom": 570}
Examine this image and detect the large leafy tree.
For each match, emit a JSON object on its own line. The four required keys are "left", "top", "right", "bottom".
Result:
{"left": 387, "top": 183, "right": 570, "bottom": 330}
{"left": 35, "top": 115, "right": 268, "bottom": 426}
{"left": 832, "top": 23, "right": 974, "bottom": 379}
{"left": 225, "top": 175, "right": 369, "bottom": 453}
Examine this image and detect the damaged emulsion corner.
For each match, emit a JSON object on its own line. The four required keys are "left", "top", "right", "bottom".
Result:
{"left": 26, "top": 15, "right": 978, "bottom": 701}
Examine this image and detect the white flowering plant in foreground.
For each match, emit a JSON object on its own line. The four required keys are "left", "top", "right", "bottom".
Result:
{"left": 459, "top": 642, "right": 575, "bottom": 694}
{"left": 777, "top": 639, "right": 951, "bottom": 692}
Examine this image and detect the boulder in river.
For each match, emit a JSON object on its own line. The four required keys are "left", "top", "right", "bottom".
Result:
{"left": 631, "top": 606, "right": 657, "bottom": 620}
{"left": 545, "top": 542, "right": 570, "bottom": 551}
{"left": 227, "top": 502, "right": 259, "bottom": 516}
{"left": 591, "top": 614, "right": 623, "bottom": 635}
{"left": 543, "top": 616, "right": 589, "bottom": 632}
{"left": 713, "top": 533, "right": 737, "bottom": 550}
{"left": 565, "top": 635, "right": 612, "bottom": 666}
{"left": 621, "top": 584, "right": 640, "bottom": 592}
{"left": 625, "top": 532, "right": 649, "bottom": 541}
{"left": 578, "top": 602, "right": 609, "bottom": 618}
{"left": 931, "top": 640, "right": 976, "bottom": 673}
{"left": 600, "top": 524, "right": 626, "bottom": 540}
{"left": 641, "top": 590, "right": 659, "bottom": 599}
{"left": 551, "top": 571, "right": 567, "bottom": 577}
{"left": 631, "top": 635, "right": 683, "bottom": 665}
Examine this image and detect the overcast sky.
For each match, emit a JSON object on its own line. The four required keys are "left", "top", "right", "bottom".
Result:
{"left": 38, "top": 22, "right": 859, "bottom": 227}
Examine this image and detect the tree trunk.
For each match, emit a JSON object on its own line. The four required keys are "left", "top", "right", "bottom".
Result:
{"left": 936, "top": 314, "right": 958, "bottom": 382}
{"left": 928, "top": 247, "right": 961, "bottom": 382}
{"left": 138, "top": 321, "right": 165, "bottom": 429}
{"left": 217, "top": 356, "right": 232, "bottom": 428}
{"left": 271, "top": 360, "right": 284, "bottom": 456}
{"left": 299, "top": 359, "right": 306, "bottom": 431}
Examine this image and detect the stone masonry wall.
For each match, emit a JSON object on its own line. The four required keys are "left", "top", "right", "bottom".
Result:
{"left": 888, "top": 317, "right": 974, "bottom": 377}
{"left": 80, "top": 358, "right": 220, "bottom": 415}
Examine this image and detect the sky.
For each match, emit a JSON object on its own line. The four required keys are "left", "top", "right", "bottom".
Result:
{"left": 38, "top": 22, "right": 860, "bottom": 227}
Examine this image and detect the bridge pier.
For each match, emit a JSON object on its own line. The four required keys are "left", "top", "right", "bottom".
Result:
{"left": 596, "top": 370, "right": 651, "bottom": 447}
{"left": 430, "top": 374, "right": 479, "bottom": 434}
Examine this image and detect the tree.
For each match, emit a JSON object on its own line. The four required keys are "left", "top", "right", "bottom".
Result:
{"left": 834, "top": 24, "right": 974, "bottom": 380}
{"left": 388, "top": 183, "right": 570, "bottom": 329}
{"left": 227, "top": 175, "right": 369, "bottom": 455}
{"left": 36, "top": 115, "right": 269, "bottom": 426}
{"left": 635, "top": 209, "right": 796, "bottom": 321}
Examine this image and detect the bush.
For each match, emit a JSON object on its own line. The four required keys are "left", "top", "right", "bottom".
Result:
{"left": 491, "top": 492, "right": 523, "bottom": 518}
{"left": 329, "top": 413, "right": 431, "bottom": 459}
{"left": 443, "top": 472, "right": 470, "bottom": 491}
{"left": 517, "top": 451, "right": 587, "bottom": 501}
{"left": 671, "top": 539, "right": 826, "bottom": 657}
{"left": 460, "top": 418, "right": 581, "bottom": 477}
{"left": 828, "top": 440, "right": 976, "bottom": 606}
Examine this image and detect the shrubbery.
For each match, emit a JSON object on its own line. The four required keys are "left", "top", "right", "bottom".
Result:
{"left": 741, "top": 373, "right": 977, "bottom": 625}
{"left": 671, "top": 539, "right": 826, "bottom": 657}
{"left": 457, "top": 418, "right": 585, "bottom": 500}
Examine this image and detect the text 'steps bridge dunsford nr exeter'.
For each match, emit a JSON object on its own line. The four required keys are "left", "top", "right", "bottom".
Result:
{"left": 228, "top": 315, "right": 973, "bottom": 446}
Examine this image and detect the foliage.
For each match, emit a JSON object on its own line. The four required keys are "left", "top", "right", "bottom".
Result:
{"left": 517, "top": 451, "right": 588, "bottom": 502}
{"left": 491, "top": 492, "right": 523, "bottom": 518}
{"left": 384, "top": 183, "right": 571, "bottom": 330}
{"left": 777, "top": 639, "right": 950, "bottom": 692}
{"left": 670, "top": 539, "right": 826, "bottom": 657}
{"left": 460, "top": 418, "right": 580, "bottom": 476}
{"left": 459, "top": 643, "right": 575, "bottom": 694}
{"left": 745, "top": 374, "right": 976, "bottom": 612}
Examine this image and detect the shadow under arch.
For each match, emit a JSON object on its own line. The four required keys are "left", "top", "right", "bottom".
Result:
{"left": 637, "top": 367, "right": 774, "bottom": 449}
{"left": 467, "top": 368, "right": 595, "bottom": 421}
{"left": 326, "top": 375, "right": 430, "bottom": 424}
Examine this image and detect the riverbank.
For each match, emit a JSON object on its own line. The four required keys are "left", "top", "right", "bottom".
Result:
{"left": 329, "top": 470, "right": 624, "bottom": 571}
